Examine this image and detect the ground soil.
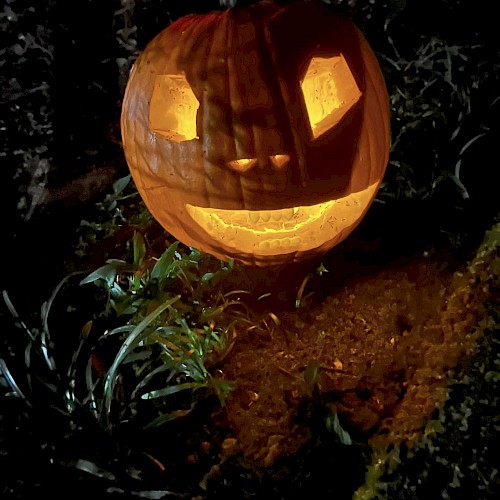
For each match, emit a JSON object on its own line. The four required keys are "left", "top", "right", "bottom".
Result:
{"left": 213, "top": 228, "right": 496, "bottom": 471}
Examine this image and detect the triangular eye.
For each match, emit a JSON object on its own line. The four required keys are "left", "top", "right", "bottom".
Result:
{"left": 300, "top": 55, "right": 361, "bottom": 139}
{"left": 228, "top": 158, "right": 258, "bottom": 172}
{"left": 149, "top": 73, "right": 199, "bottom": 142}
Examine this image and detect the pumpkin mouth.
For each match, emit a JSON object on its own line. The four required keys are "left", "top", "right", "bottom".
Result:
{"left": 185, "top": 182, "right": 378, "bottom": 255}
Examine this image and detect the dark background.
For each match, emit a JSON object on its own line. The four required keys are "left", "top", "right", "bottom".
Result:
{"left": 1, "top": 0, "right": 499, "bottom": 498}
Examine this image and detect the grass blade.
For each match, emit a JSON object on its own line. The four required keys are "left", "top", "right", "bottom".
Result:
{"left": 102, "top": 295, "right": 181, "bottom": 424}
{"left": 0, "top": 358, "right": 31, "bottom": 406}
{"left": 141, "top": 381, "right": 205, "bottom": 400}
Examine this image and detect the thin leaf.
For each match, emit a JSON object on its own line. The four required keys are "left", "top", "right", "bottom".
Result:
{"left": 143, "top": 408, "right": 193, "bottom": 429}
{"left": 80, "top": 264, "right": 118, "bottom": 287}
{"left": 2, "top": 290, "right": 35, "bottom": 341}
{"left": 141, "top": 381, "right": 205, "bottom": 400}
{"left": 316, "top": 263, "right": 328, "bottom": 276}
{"left": 131, "top": 364, "right": 170, "bottom": 398}
{"left": 151, "top": 241, "right": 180, "bottom": 281}
{"left": 133, "top": 231, "right": 146, "bottom": 267}
{"left": 459, "top": 133, "right": 486, "bottom": 156}
{"left": 69, "top": 459, "right": 116, "bottom": 481}
{"left": 41, "top": 271, "right": 83, "bottom": 371}
{"left": 122, "top": 350, "right": 151, "bottom": 364}
{"left": 105, "top": 258, "right": 130, "bottom": 267}
{"left": 102, "top": 295, "right": 180, "bottom": 422}
{"left": 326, "top": 411, "right": 352, "bottom": 445}
{"left": 0, "top": 358, "right": 30, "bottom": 405}
{"left": 111, "top": 489, "right": 182, "bottom": 499}
{"left": 84, "top": 357, "right": 99, "bottom": 419}
{"left": 296, "top": 273, "right": 312, "bottom": 309}
{"left": 304, "top": 359, "right": 320, "bottom": 397}
{"left": 210, "top": 377, "right": 233, "bottom": 406}
{"left": 99, "top": 325, "right": 136, "bottom": 339}
{"left": 267, "top": 312, "right": 281, "bottom": 326}
{"left": 112, "top": 174, "right": 131, "bottom": 194}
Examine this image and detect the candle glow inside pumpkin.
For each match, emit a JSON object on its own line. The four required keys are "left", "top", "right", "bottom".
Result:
{"left": 120, "top": 1, "right": 390, "bottom": 266}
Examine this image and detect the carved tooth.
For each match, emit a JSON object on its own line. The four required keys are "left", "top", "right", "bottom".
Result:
{"left": 271, "top": 211, "right": 282, "bottom": 221}
{"left": 291, "top": 237, "right": 301, "bottom": 246}
{"left": 260, "top": 212, "right": 271, "bottom": 222}
{"left": 259, "top": 240, "right": 271, "bottom": 249}
{"left": 283, "top": 208, "right": 294, "bottom": 221}
{"left": 249, "top": 211, "right": 260, "bottom": 224}
{"left": 281, "top": 238, "right": 291, "bottom": 248}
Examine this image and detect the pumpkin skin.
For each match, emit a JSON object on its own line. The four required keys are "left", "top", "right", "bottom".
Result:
{"left": 121, "top": 0, "right": 390, "bottom": 266}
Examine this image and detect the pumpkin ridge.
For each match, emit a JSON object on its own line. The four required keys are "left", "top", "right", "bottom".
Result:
{"left": 247, "top": 13, "right": 276, "bottom": 206}
{"left": 251, "top": 7, "right": 295, "bottom": 159}
{"left": 262, "top": 22, "right": 306, "bottom": 189}
{"left": 226, "top": 13, "right": 251, "bottom": 208}
{"left": 200, "top": 11, "right": 232, "bottom": 210}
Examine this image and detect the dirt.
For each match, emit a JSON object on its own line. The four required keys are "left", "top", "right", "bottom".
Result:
{"left": 204, "top": 225, "right": 497, "bottom": 474}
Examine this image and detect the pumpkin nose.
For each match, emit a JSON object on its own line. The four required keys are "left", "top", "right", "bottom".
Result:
{"left": 270, "top": 154, "right": 290, "bottom": 169}
{"left": 227, "top": 154, "right": 290, "bottom": 173}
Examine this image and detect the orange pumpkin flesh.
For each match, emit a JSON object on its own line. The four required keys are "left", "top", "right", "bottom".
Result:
{"left": 121, "top": 1, "right": 390, "bottom": 266}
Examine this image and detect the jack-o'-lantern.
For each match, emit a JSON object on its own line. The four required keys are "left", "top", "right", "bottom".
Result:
{"left": 121, "top": 0, "right": 390, "bottom": 266}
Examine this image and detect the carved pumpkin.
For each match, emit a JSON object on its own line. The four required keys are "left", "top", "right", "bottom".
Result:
{"left": 121, "top": 0, "right": 390, "bottom": 266}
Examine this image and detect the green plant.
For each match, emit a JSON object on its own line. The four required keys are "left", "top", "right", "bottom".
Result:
{"left": 2, "top": 227, "right": 263, "bottom": 438}
{"left": 78, "top": 232, "right": 260, "bottom": 427}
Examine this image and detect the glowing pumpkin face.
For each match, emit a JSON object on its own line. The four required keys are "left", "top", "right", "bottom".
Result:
{"left": 121, "top": 0, "right": 390, "bottom": 266}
